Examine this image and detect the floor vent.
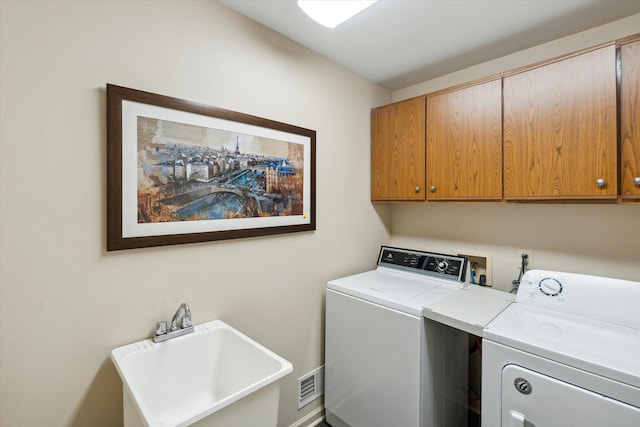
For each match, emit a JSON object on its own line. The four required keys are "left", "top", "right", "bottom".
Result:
{"left": 297, "top": 365, "right": 324, "bottom": 409}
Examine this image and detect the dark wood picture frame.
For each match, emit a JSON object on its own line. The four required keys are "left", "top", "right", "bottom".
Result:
{"left": 107, "top": 84, "right": 316, "bottom": 251}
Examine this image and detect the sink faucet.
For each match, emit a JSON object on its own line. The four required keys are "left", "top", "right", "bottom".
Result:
{"left": 153, "top": 302, "right": 194, "bottom": 343}
{"left": 170, "top": 302, "right": 192, "bottom": 331}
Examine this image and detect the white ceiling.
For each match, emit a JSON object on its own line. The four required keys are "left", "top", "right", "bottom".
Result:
{"left": 219, "top": 0, "right": 640, "bottom": 90}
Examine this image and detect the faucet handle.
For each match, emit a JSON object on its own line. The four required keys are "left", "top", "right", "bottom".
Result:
{"left": 181, "top": 317, "right": 192, "bottom": 329}
{"left": 155, "top": 321, "right": 167, "bottom": 336}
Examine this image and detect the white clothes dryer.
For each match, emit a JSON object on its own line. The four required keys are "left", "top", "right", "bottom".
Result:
{"left": 482, "top": 270, "right": 640, "bottom": 426}
{"left": 325, "top": 246, "right": 470, "bottom": 427}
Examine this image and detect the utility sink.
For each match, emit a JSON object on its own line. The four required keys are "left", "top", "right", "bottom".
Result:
{"left": 111, "top": 320, "right": 293, "bottom": 427}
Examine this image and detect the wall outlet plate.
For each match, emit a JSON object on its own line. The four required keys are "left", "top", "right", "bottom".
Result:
{"left": 518, "top": 249, "right": 534, "bottom": 271}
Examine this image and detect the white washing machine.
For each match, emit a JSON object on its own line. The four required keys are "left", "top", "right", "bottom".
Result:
{"left": 482, "top": 269, "right": 640, "bottom": 426}
{"left": 325, "top": 246, "right": 469, "bottom": 427}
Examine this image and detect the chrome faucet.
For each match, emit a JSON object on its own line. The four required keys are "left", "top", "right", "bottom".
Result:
{"left": 153, "top": 302, "right": 194, "bottom": 343}
{"left": 170, "top": 302, "right": 192, "bottom": 331}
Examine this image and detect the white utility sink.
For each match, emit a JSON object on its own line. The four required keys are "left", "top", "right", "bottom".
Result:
{"left": 111, "top": 320, "right": 293, "bottom": 427}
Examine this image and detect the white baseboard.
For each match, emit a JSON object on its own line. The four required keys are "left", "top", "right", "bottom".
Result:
{"left": 288, "top": 406, "right": 325, "bottom": 427}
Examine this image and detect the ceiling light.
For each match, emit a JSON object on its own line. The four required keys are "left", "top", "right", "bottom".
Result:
{"left": 297, "top": 0, "right": 378, "bottom": 29}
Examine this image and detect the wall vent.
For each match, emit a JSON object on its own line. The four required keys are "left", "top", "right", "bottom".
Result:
{"left": 297, "top": 365, "right": 324, "bottom": 409}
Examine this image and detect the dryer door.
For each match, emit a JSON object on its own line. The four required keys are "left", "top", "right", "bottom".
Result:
{"left": 501, "top": 365, "right": 640, "bottom": 426}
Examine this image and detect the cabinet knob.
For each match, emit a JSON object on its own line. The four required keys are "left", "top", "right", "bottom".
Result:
{"left": 596, "top": 178, "right": 606, "bottom": 187}
{"left": 430, "top": 186, "right": 436, "bottom": 193}
{"left": 634, "top": 177, "right": 640, "bottom": 186}
{"left": 414, "top": 186, "right": 420, "bottom": 193}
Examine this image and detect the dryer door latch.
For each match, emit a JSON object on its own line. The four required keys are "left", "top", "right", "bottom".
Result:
{"left": 509, "top": 410, "right": 526, "bottom": 427}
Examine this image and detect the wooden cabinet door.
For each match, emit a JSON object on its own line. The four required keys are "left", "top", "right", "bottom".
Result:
{"left": 620, "top": 38, "right": 640, "bottom": 200}
{"left": 371, "top": 97, "right": 425, "bottom": 201}
{"left": 426, "top": 79, "right": 502, "bottom": 200}
{"left": 503, "top": 45, "right": 617, "bottom": 200}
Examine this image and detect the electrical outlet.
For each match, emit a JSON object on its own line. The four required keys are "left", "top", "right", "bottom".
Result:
{"left": 518, "top": 249, "right": 534, "bottom": 271}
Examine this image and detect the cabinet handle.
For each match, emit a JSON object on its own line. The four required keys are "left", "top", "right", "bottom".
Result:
{"left": 414, "top": 186, "right": 420, "bottom": 193}
{"left": 596, "top": 178, "right": 606, "bottom": 187}
{"left": 634, "top": 177, "right": 640, "bottom": 186}
{"left": 430, "top": 186, "right": 436, "bottom": 193}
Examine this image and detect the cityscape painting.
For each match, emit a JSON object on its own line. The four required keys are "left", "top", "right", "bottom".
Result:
{"left": 137, "top": 116, "right": 304, "bottom": 223}
{"left": 107, "top": 84, "right": 315, "bottom": 250}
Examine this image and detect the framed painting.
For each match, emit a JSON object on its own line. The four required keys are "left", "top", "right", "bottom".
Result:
{"left": 106, "top": 84, "right": 316, "bottom": 250}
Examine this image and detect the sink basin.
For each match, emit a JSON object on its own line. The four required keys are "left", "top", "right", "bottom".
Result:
{"left": 111, "top": 320, "right": 293, "bottom": 427}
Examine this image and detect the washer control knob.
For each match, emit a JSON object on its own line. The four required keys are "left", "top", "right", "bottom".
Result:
{"left": 436, "top": 259, "right": 449, "bottom": 272}
{"left": 538, "top": 277, "right": 563, "bottom": 297}
{"left": 596, "top": 178, "right": 606, "bottom": 187}
{"left": 634, "top": 177, "right": 640, "bottom": 186}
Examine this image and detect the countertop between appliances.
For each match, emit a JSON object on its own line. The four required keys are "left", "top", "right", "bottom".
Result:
{"left": 423, "top": 285, "right": 515, "bottom": 336}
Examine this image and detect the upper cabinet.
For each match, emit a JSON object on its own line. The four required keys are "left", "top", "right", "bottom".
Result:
{"left": 371, "top": 34, "right": 639, "bottom": 204}
{"left": 503, "top": 44, "right": 618, "bottom": 200}
{"left": 371, "top": 96, "right": 425, "bottom": 201}
{"left": 620, "top": 37, "right": 640, "bottom": 200}
{"left": 426, "top": 78, "right": 502, "bottom": 200}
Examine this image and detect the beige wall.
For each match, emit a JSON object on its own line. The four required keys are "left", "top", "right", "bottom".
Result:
{"left": 390, "top": 15, "right": 640, "bottom": 290}
{"left": 0, "top": 1, "right": 390, "bottom": 426}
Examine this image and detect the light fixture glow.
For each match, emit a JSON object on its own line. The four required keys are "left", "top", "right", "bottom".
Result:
{"left": 297, "top": 0, "right": 378, "bottom": 29}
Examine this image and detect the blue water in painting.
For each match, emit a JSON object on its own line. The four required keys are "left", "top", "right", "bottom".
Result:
{"left": 177, "top": 191, "right": 245, "bottom": 220}
{"left": 228, "top": 169, "right": 261, "bottom": 188}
